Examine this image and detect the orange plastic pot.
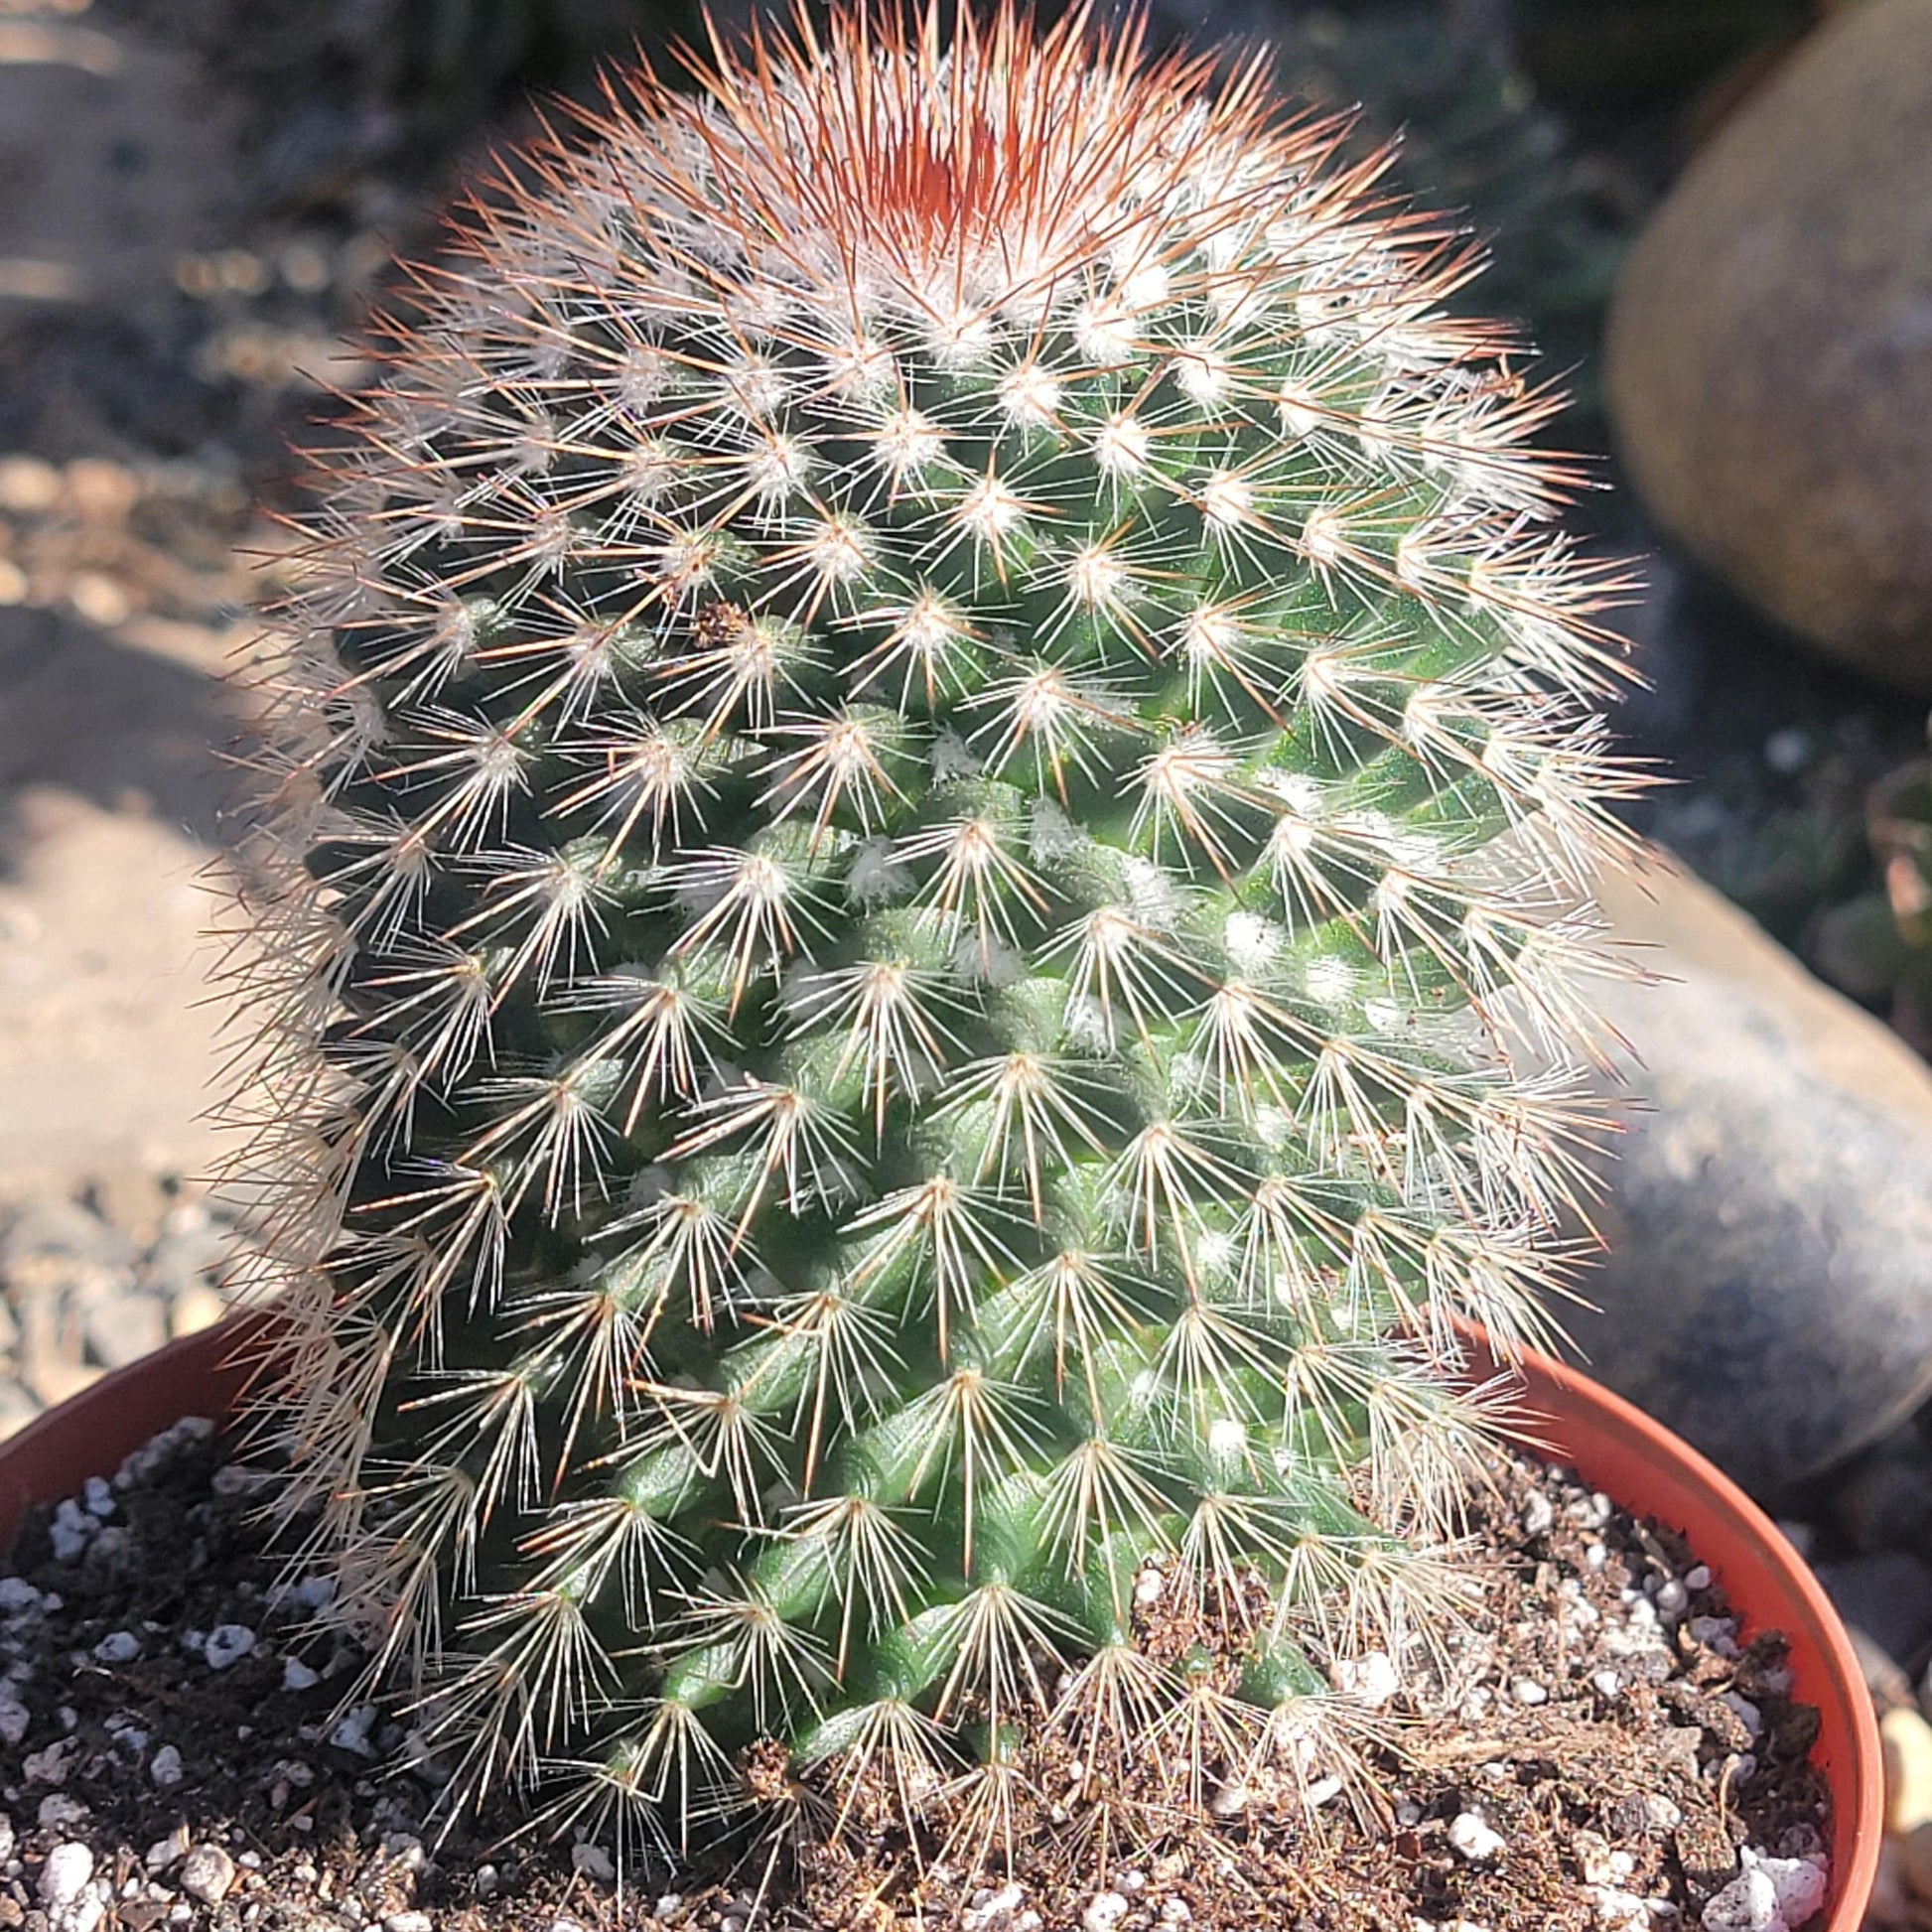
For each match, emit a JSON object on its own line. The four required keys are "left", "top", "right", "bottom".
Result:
{"left": 0, "top": 1317, "right": 266, "bottom": 1547}
{"left": 0, "top": 1318, "right": 1883, "bottom": 1929}
{"left": 1466, "top": 1333, "right": 1883, "bottom": 1932}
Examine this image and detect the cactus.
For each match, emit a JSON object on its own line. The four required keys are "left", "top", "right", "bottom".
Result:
{"left": 231, "top": 0, "right": 1636, "bottom": 1866}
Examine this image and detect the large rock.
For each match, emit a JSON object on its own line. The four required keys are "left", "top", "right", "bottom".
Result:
{"left": 1561, "top": 862, "right": 1932, "bottom": 1497}
{"left": 1603, "top": 0, "right": 1932, "bottom": 694}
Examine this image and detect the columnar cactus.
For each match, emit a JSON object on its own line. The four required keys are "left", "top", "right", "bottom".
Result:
{"left": 233, "top": 1, "right": 1634, "bottom": 1863}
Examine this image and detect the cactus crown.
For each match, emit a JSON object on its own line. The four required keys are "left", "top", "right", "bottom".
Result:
{"left": 232, "top": 0, "right": 1635, "bottom": 1867}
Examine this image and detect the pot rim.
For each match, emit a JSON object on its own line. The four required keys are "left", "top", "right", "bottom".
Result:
{"left": 0, "top": 1315, "right": 1885, "bottom": 1930}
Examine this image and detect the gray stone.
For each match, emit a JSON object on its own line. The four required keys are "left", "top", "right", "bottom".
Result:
{"left": 144, "top": 1221, "right": 231, "bottom": 1300}
{"left": 79, "top": 1290, "right": 168, "bottom": 1369}
{"left": 1813, "top": 1554, "right": 1932, "bottom": 1674}
{"left": 1559, "top": 863, "right": 1932, "bottom": 1497}
{"left": 1, "top": 1197, "right": 133, "bottom": 1271}
{"left": 1605, "top": 0, "right": 1932, "bottom": 694}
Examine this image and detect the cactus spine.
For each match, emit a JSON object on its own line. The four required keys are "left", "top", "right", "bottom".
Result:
{"left": 233, "top": 1, "right": 1636, "bottom": 1863}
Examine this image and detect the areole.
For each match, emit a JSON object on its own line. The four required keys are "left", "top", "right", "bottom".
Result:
{"left": 0, "top": 1317, "right": 1883, "bottom": 1930}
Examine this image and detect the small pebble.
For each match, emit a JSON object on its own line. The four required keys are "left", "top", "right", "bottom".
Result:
{"left": 1083, "top": 1892, "right": 1129, "bottom": 1932}
{"left": 1588, "top": 1884, "right": 1654, "bottom": 1931}
{"left": 38, "top": 1844, "right": 93, "bottom": 1908}
{"left": 1719, "top": 1692, "right": 1762, "bottom": 1741}
{"left": 1511, "top": 1677, "right": 1549, "bottom": 1706}
{"left": 179, "top": 1845, "right": 237, "bottom": 1906}
{"left": 1688, "top": 1616, "right": 1740, "bottom": 1658}
{"left": 203, "top": 1624, "right": 256, "bottom": 1671}
{"left": 963, "top": 1882, "right": 1026, "bottom": 1931}
{"left": 1591, "top": 1669, "right": 1623, "bottom": 1699}
{"left": 282, "top": 1656, "right": 321, "bottom": 1692}
{"left": 330, "top": 1707, "right": 379, "bottom": 1757}
{"left": 1685, "top": 1566, "right": 1712, "bottom": 1590}
{"left": 25, "top": 1739, "right": 73, "bottom": 1786}
{"left": 150, "top": 1744, "right": 184, "bottom": 1787}
{"left": 146, "top": 1829, "right": 190, "bottom": 1872}
{"left": 1521, "top": 1491, "right": 1555, "bottom": 1537}
{"left": 91, "top": 1631, "right": 140, "bottom": 1664}
{"left": 49, "top": 1501, "right": 95, "bottom": 1564}
{"left": 1655, "top": 1579, "right": 1689, "bottom": 1617}
{"left": 290, "top": 1574, "right": 338, "bottom": 1612}
{"left": 1700, "top": 1850, "right": 1828, "bottom": 1932}
{"left": 1337, "top": 1649, "right": 1400, "bottom": 1708}
{"left": 1449, "top": 1812, "right": 1507, "bottom": 1863}
{"left": 1702, "top": 1868, "right": 1777, "bottom": 1932}
{"left": 571, "top": 1844, "right": 615, "bottom": 1883}
{"left": 383, "top": 1915, "right": 431, "bottom": 1932}
{"left": 112, "top": 1417, "right": 212, "bottom": 1491}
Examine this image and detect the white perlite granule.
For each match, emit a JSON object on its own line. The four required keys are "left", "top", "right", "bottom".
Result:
{"left": 1700, "top": 1849, "right": 1830, "bottom": 1932}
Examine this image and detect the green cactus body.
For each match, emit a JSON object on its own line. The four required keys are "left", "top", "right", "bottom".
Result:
{"left": 237, "top": 2, "right": 1634, "bottom": 1856}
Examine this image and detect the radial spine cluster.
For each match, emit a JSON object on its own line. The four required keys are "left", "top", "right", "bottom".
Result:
{"left": 231, "top": 2, "right": 1638, "bottom": 1859}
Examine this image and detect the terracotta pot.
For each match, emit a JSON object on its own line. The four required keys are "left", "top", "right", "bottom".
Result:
{"left": 0, "top": 1321, "right": 1883, "bottom": 1928}
{"left": 0, "top": 1317, "right": 263, "bottom": 1547}
{"left": 1465, "top": 1334, "right": 1882, "bottom": 1931}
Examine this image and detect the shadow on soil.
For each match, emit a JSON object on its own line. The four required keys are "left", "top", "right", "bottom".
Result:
{"left": 0, "top": 605, "right": 242, "bottom": 874}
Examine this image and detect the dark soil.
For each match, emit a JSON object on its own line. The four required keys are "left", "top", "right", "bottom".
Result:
{"left": 0, "top": 1420, "right": 1832, "bottom": 1932}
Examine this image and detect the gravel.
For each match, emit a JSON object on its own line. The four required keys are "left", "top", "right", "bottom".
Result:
{"left": 0, "top": 1180, "right": 243, "bottom": 1443}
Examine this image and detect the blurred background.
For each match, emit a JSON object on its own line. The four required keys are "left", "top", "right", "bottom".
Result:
{"left": 5, "top": 0, "right": 1932, "bottom": 1907}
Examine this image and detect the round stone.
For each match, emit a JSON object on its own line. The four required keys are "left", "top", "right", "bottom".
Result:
{"left": 1556, "top": 864, "right": 1932, "bottom": 1495}
{"left": 1605, "top": 0, "right": 1932, "bottom": 693}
